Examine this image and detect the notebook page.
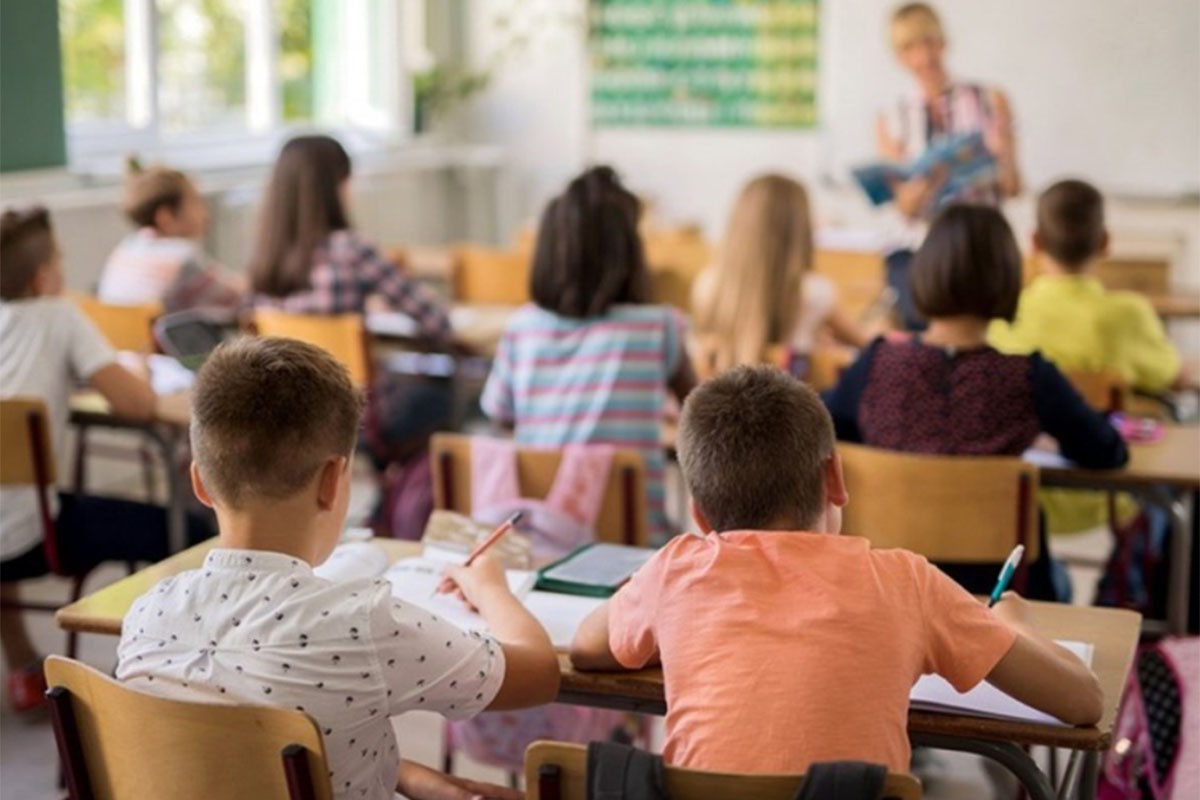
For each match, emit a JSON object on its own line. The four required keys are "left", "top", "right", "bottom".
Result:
{"left": 383, "top": 558, "right": 537, "bottom": 632}
{"left": 910, "top": 640, "right": 1094, "bottom": 725}
{"left": 523, "top": 591, "right": 605, "bottom": 648}
{"left": 313, "top": 542, "right": 390, "bottom": 582}
{"left": 542, "top": 544, "right": 654, "bottom": 588}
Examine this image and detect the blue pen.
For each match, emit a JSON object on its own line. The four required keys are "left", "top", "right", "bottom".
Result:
{"left": 987, "top": 545, "right": 1025, "bottom": 607}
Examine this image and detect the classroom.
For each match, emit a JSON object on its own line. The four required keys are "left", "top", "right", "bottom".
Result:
{"left": 1, "top": 1, "right": 1197, "bottom": 798}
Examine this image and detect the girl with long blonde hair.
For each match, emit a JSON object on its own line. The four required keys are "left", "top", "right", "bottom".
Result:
{"left": 692, "top": 174, "right": 867, "bottom": 376}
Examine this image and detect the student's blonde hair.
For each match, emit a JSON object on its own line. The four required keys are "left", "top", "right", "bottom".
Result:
{"left": 890, "top": 3, "right": 944, "bottom": 51}
{"left": 693, "top": 173, "right": 813, "bottom": 375}
{"left": 122, "top": 156, "right": 194, "bottom": 230}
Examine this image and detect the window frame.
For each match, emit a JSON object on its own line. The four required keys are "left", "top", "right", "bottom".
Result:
{"left": 62, "top": 0, "right": 413, "bottom": 172}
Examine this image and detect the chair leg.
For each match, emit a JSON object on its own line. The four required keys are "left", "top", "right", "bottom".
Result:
{"left": 73, "top": 428, "right": 89, "bottom": 494}
{"left": 140, "top": 445, "right": 158, "bottom": 503}
{"left": 65, "top": 573, "right": 91, "bottom": 661}
{"left": 46, "top": 687, "right": 96, "bottom": 800}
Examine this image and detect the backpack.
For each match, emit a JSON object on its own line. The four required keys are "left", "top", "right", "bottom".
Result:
{"left": 1100, "top": 637, "right": 1199, "bottom": 800}
{"left": 1096, "top": 506, "right": 1169, "bottom": 621}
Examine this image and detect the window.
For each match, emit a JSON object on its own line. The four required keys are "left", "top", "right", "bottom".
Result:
{"left": 59, "top": 0, "right": 408, "bottom": 169}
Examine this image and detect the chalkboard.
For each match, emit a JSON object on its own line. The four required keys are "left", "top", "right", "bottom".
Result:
{"left": 0, "top": 0, "right": 67, "bottom": 172}
{"left": 590, "top": 0, "right": 819, "bottom": 129}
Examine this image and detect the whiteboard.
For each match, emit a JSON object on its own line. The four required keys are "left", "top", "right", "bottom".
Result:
{"left": 818, "top": 0, "right": 1200, "bottom": 198}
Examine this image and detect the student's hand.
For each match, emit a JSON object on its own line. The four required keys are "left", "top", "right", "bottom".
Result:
{"left": 991, "top": 592, "right": 1032, "bottom": 629}
{"left": 396, "top": 758, "right": 522, "bottom": 800}
{"left": 439, "top": 555, "right": 512, "bottom": 611}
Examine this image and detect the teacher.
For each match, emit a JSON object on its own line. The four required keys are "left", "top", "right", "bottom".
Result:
{"left": 876, "top": 4, "right": 1023, "bottom": 327}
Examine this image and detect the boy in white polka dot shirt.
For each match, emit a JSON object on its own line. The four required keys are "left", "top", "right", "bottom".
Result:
{"left": 116, "top": 337, "right": 560, "bottom": 800}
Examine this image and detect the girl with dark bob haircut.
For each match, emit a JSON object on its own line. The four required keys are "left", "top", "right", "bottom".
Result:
{"left": 823, "top": 203, "right": 1127, "bottom": 601}
{"left": 480, "top": 165, "right": 695, "bottom": 542}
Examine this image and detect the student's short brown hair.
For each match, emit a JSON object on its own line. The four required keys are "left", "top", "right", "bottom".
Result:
{"left": 530, "top": 165, "right": 650, "bottom": 319}
{"left": 678, "top": 366, "right": 835, "bottom": 532}
{"left": 191, "top": 337, "right": 363, "bottom": 508}
{"left": 911, "top": 204, "right": 1022, "bottom": 322}
{"left": 1036, "top": 180, "right": 1105, "bottom": 270}
{"left": 123, "top": 158, "right": 193, "bottom": 229}
{"left": 0, "top": 206, "right": 55, "bottom": 300}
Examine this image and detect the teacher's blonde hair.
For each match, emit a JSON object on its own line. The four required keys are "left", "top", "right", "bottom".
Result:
{"left": 692, "top": 174, "right": 812, "bottom": 376}
{"left": 890, "top": 3, "right": 944, "bottom": 51}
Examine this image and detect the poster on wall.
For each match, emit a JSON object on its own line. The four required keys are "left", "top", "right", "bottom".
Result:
{"left": 590, "top": 0, "right": 819, "bottom": 129}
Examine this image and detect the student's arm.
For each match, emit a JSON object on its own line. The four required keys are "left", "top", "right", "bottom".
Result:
{"left": 1030, "top": 355, "right": 1128, "bottom": 469}
{"left": 1108, "top": 294, "right": 1181, "bottom": 394}
{"left": 824, "top": 306, "right": 872, "bottom": 349}
{"left": 820, "top": 338, "right": 881, "bottom": 443}
{"left": 443, "top": 556, "right": 560, "bottom": 710}
{"left": 356, "top": 236, "right": 453, "bottom": 347}
{"left": 985, "top": 594, "right": 1103, "bottom": 726}
{"left": 478, "top": 331, "right": 516, "bottom": 425}
{"left": 396, "top": 760, "right": 521, "bottom": 800}
{"left": 89, "top": 364, "right": 157, "bottom": 422}
{"left": 570, "top": 602, "right": 626, "bottom": 671}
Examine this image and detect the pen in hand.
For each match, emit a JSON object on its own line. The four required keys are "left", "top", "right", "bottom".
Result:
{"left": 987, "top": 544, "right": 1025, "bottom": 608}
{"left": 434, "top": 511, "right": 523, "bottom": 597}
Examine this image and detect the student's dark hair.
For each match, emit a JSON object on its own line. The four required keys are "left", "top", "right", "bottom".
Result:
{"left": 191, "top": 336, "right": 364, "bottom": 508}
{"left": 248, "top": 135, "right": 352, "bottom": 297}
{"left": 530, "top": 165, "right": 650, "bottom": 318}
{"left": 0, "top": 206, "right": 55, "bottom": 300}
{"left": 911, "top": 204, "right": 1022, "bottom": 322}
{"left": 122, "top": 156, "right": 191, "bottom": 229}
{"left": 678, "top": 365, "right": 835, "bottom": 532}
{"left": 1036, "top": 179, "right": 1105, "bottom": 270}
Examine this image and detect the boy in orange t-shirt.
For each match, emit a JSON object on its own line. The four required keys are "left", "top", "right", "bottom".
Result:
{"left": 570, "top": 365, "right": 1103, "bottom": 774}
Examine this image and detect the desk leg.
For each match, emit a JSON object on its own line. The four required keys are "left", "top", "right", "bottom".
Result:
{"left": 911, "top": 733, "right": 1056, "bottom": 800}
{"left": 1077, "top": 750, "right": 1098, "bottom": 800}
{"left": 148, "top": 428, "right": 185, "bottom": 555}
{"left": 1163, "top": 489, "right": 1195, "bottom": 635}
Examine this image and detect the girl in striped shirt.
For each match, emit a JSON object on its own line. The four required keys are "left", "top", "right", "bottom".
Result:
{"left": 481, "top": 166, "right": 696, "bottom": 542}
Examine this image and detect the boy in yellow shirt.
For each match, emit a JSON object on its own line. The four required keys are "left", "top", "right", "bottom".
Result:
{"left": 989, "top": 179, "right": 1180, "bottom": 392}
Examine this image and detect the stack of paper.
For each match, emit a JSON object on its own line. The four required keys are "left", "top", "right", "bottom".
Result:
{"left": 910, "top": 640, "right": 1095, "bottom": 725}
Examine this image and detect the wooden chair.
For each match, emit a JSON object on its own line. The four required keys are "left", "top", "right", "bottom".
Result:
{"left": 1063, "top": 369, "right": 1126, "bottom": 413}
{"left": 812, "top": 249, "right": 887, "bottom": 321}
{"left": 43, "top": 656, "right": 332, "bottom": 800}
{"left": 524, "top": 741, "right": 922, "bottom": 800}
{"left": 430, "top": 433, "right": 649, "bottom": 547}
{"left": 0, "top": 399, "right": 128, "bottom": 659}
{"left": 453, "top": 246, "right": 531, "bottom": 305}
{"left": 253, "top": 309, "right": 372, "bottom": 389}
{"left": 72, "top": 295, "right": 161, "bottom": 353}
{"left": 691, "top": 340, "right": 850, "bottom": 392}
{"left": 838, "top": 444, "right": 1039, "bottom": 580}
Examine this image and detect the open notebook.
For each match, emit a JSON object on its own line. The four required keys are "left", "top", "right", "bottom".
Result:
{"left": 910, "top": 640, "right": 1095, "bottom": 726}
{"left": 313, "top": 541, "right": 601, "bottom": 647}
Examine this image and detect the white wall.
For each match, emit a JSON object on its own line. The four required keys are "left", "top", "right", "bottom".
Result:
{"left": 463, "top": 0, "right": 1200, "bottom": 240}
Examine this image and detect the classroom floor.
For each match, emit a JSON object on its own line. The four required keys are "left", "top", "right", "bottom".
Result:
{"left": 0, "top": 430, "right": 1109, "bottom": 799}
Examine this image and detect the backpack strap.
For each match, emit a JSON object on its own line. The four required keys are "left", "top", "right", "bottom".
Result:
{"left": 791, "top": 761, "right": 887, "bottom": 800}
{"left": 586, "top": 741, "right": 668, "bottom": 800}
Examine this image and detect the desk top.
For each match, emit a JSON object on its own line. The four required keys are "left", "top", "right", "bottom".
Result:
{"left": 59, "top": 539, "right": 1139, "bottom": 753}
{"left": 1039, "top": 424, "right": 1200, "bottom": 491}
{"left": 70, "top": 391, "right": 191, "bottom": 430}
{"left": 1148, "top": 292, "right": 1200, "bottom": 320}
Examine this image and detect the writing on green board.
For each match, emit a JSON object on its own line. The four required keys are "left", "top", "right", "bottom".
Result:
{"left": 590, "top": 0, "right": 819, "bottom": 129}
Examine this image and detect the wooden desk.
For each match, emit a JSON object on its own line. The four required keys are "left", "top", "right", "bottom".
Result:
{"left": 367, "top": 304, "right": 517, "bottom": 358}
{"left": 59, "top": 539, "right": 1138, "bottom": 800}
{"left": 1148, "top": 292, "right": 1200, "bottom": 320}
{"left": 1040, "top": 425, "right": 1199, "bottom": 635}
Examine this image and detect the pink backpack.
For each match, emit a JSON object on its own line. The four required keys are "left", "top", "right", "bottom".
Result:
{"left": 1100, "top": 637, "right": 1198, "bottom": 800}
{"left": 446, "top": 437, "right": 634, "bottom": 770}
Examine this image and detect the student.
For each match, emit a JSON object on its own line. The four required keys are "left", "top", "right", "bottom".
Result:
{"left": 0, "top": 207, "right": 211, "bottom": 712}
{"left": 480, "top": 166, "right": 697, "bottom": 542}
{"left": 691, "top": 174, "right": 871, "bottom": 376}
{"left": 823, "top": 204, "right": 1128, "bottom": 598}
{"left": 249, "top": 134, "right": 454, "bottom": 533}
{"left": 570, "top": 366, "right": 1103, "bottom": 774}
{"left": 98, "top": 159, "right": 243, "bottom": 313}
{"left": 248, "top": 134, "right": 450, "bottom": 343}
{"left": 990, "top": 179, "right": 1180, "bottom": 393}
{"left": 116, "top": 337, "right": 559, "bottom": 800}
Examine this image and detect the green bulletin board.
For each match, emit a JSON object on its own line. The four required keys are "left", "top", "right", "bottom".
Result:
{"left": 590, "top": 0, "right": 819, "bottom": 129}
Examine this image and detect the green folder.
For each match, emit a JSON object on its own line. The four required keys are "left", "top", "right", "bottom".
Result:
{"left": 535, "top": 542, "right": 655, "bottom": 597}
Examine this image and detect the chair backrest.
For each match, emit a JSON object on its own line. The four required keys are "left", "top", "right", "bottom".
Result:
{"left": 430, "top": 433, "right": 649, "bottom": 547}
{"left": 1064, "top": 369, "right": 1126, "bottom": 413}
{"left": 644, "top": 229, "right": 712, "bottom": 312}
{"left": 0, "top": 397, "right": 56, "bottom": 487}
{"left": 838, "top": 444, "right": 1040, "bottom": 564}
{"left": 253, "top": 309, "right": 372, "bottom": 388}
{"left": 453, "top": 246, "right": 531, "bottom": 305}
{"left": 811, "top": 249, "right": 886, "bottom": 321}
{"left": 74, "top": 295, "right": 161, "bottom": 353}
{"left": 524, "top": 741, "right": 922, "bottom": 800}
{"left": 44, "top": 656, "right": 333, "bottom": 800}
{"left": 691, "top": 340, "right": 849, "bottom": 392}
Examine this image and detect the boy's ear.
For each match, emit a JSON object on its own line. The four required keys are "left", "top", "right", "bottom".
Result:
{"left": 1030, "top": 230, "right": 1043, "bottom": 255}
{"left": 316, "top": 456, "right": 348, "bottom": 511}
{"left": 152, "top": 204, "right": 175, "bottom": 233}
{"left": 190, "top": 462, "right": 215, "bottom": 509}
{"left": 689, "top": 498, "right": 714, "bottom": 534}
{"left": 1097, "top": 229, "right": 1110, "bottom": 259}
{"left": 824, "top": 451, "right": 849, "bottom": 509}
